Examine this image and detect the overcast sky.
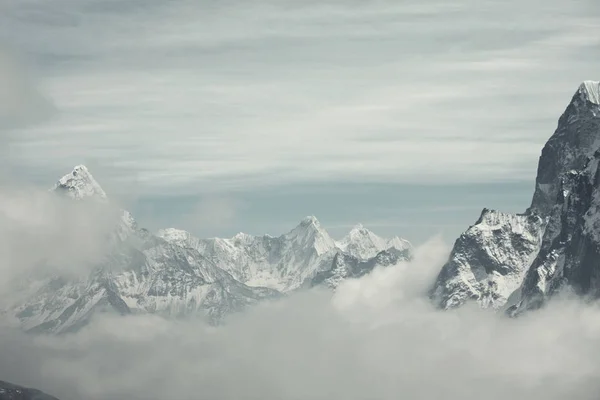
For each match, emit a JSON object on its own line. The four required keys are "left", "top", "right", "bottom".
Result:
{"left": 1, "top": 0, "right": 599, "bottom": 243}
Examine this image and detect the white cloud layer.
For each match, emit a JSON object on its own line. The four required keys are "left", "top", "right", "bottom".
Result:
{"left": 1, "top": 0, "right": 599, "bottom": 193}
{"left": 2, "top": 236, "right": 600, "bottom": 400}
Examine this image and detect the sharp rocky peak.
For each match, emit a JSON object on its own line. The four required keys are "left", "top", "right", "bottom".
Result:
{"left": 289, "top": 216, "right": 329, "bottom": 237}
{"left": 53, "top": 164, "right": 107, "bottom": 200}
{"left": 530, "top": 80, "right": 600, "bottom": 215}
{"left": 432, "top": 79, "right": 600, "bottom": 313}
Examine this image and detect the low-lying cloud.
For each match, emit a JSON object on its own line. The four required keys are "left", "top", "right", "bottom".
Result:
{"left": 1, "top": 230, "right": 600, "bottom": 400}
{"left": 0, "top": 186, "right": 127, "bottom": 297}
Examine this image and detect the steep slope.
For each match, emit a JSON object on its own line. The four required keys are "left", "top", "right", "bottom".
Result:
{"left": 159, "top": 221, "right": 413, "bottom": 292}
{"left": 431, "top": 80, "right": 600, "bottom": 311}
{"left": 431, "top": 210, "right": 544, "bottom": 309}
{"left": 508, "top": 152, "right": 600, "bottom": 315}
{"left": 0, "top": 380, "right": 60, "bottom": 400}
{"left": 530, "top": 81, "right": 600, "bottom": 215}
{"left": 7, "top": 167, "right": 280, "bottom": 333}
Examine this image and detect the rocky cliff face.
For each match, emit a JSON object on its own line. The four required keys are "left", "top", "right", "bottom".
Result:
{"left": 432, "top": 80, "right": 600, "bottom": 312}
{"left": 431, "top": 210, "right": 544, "bottom": 310}
{"left": 508, "top": 151, "right": 600, "bottom": 315}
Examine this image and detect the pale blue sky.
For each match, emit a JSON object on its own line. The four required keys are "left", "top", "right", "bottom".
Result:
{"left": 1, "top": 0, "right": 599, "bottom": 244}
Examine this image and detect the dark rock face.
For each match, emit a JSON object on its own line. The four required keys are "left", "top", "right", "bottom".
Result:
{"left": 509, "top": 153, "right": 600, "bottom": 315}
{"left": 432, "top": 81, "right": 600, "bottom": 312}
{"left": 0, "top": 381, "right": 60, "bottom": 400}
{"left": 530, "top": 83, "right": 600, "bottom": 215}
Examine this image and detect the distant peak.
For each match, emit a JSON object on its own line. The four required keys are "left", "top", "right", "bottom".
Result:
{"left": 300, "top": 215, "right": 320, "bottom": 226}
{"left": 53, "top": 165, "right": 107, "bottom": 200}
{"left": 351, "top": 223, "right": 365, "bottom": 231}
{"left": 578, "top": 80, "right": 600, "bottom": 105}
{"left": 232, "top": 232, "right": 253, "bottom": 242}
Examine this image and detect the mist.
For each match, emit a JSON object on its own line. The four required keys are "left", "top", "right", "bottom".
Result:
{"left": 2, "top": 224, "right": 600, "bottom": 399}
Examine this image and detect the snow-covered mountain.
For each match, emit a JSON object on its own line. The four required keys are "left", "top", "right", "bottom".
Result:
{"left": 158, "top": 219, "right": 412, "bottom": 292}
{"left": 8, "top": 166, "right": 280, "bottom": 333}
{"left": 6, "top": 166, "right": 412, "bottom": 333}
{"left": 336, "top": 223, "right": 411, "bottom": 260}
{"left": 312, "top": 247, "right": 411, "bottom": 290}
{"left": 431, "top": 210, "right": 545, "bottom": 309}
{"left": 431, "top": 80, "right": 600, "bottom": 312}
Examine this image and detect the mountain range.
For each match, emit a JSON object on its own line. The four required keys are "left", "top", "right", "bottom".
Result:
{"left": 3, "top": 166, "right": 413, "bottom": 334}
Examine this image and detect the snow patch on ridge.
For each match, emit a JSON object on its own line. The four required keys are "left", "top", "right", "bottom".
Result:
{"left": 580, "top": 80, "right": 600, "bottom": 105}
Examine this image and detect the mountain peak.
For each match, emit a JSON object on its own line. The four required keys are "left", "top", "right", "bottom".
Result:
{"left": 350, "top": 223, "right": 366, "bottom": 232}
{"left": 300, "top": 215, "right": 319, "bottom": 226}
{"left": 529, "top": 80, "right": 600, "bottom": 214}
{"left": 337, "top": 224, "right": 412, "bottom": 260}
{"left": 579, "top": 80, "right": 600, "bottom": 105}
{"left": 53, "top": 165, "right": 107, "bottom": 200}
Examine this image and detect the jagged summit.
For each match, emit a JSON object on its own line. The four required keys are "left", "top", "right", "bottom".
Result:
{"left": 433, "top": 79, "right": 600, "bottom": 313}
{"left": 299, "top": 215, "right": 320, "bottom": 226}
{"left": 286, "top": 216, "right": 335, "bottom": 256}
{"left": 530, "top": 80, "right": 600, "bottom": 214}
{"left": 53, "top": 164, "right": 107, "bottom": 200}
{"left": 579, "top": 80, "right": 600, "bottom": 105}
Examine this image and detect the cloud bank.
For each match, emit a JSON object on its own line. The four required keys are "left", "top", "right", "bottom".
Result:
{"left": 2, "top": 230, "right": 600, "bottom": 400}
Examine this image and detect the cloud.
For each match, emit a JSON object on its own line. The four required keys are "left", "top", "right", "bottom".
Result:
{"left": 1, "top": 0, "right": 599, "bottom": 194}
{"left": 2, "top": 236, "right": 600, "bottom": 400}
{"left": 0, "top": 185, "right": 128, "bottom": 298}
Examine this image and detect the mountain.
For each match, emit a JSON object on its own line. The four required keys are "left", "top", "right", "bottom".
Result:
{"left": 6, "top": 166, "right": 412, "bottom": 333}
{"left": 431, "top": 210, "right": 545, "bottom": 309}
{"left": 159, "top": 216, "right": 337, "bottom": 291}
{"left": 158, "top": 220, "right": 413, "bottom": 292}
{"left": 336, "top": 223, "right": 411, "bottom": 260}
{"left": 431, "top": 80, "right": 600, "bottom": 312}
{"left": 8, "top": 166, "right": 280, "bottom": 333}
{"left": 0, "top": 380, "right": 60, "bottom": 400}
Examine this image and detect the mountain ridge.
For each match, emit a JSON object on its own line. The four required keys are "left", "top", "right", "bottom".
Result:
{"left": 5, "top": 167, "right": 413, "bottom": 333}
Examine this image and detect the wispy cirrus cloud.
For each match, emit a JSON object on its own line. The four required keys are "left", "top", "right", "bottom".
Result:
{"left": 0, "top": 0, "right": 598, "bottom": 194}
